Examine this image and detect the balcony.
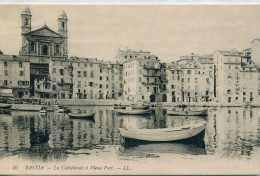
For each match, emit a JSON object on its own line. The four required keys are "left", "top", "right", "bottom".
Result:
{"left": 143, "top": 65, "right": 160, "bottom": 70}
{"left": 142, "top": 80, "right": 160, "bottom": 85}
{"left": 58, "top": 82, "right": 73, "bottom": 86}
{"left": 143, "top": 73, "right": 160, "bottom": 77}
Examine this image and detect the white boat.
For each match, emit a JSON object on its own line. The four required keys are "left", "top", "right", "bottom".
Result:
{"left": 167, "top": 109, "right": 208, "bottom": 116}
{"left": 119, "top": 122, "right": 206, "bottom": 142}
{"left": 116, "top": 109, "right": 151, "bottom": 115}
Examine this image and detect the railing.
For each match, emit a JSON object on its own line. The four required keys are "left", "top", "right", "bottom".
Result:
{"left": 143, "top": 73, "right": 160, "bottom": 77}
{"left": 142, "top": 81, "right": 159, "bottom": 85}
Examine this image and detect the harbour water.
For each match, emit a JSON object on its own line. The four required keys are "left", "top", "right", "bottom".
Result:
{"left": 0, "top": 106, "right": 259, "bottom": 174}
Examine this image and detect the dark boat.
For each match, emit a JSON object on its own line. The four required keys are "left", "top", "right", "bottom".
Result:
{"left": 69, "top": 112, "right": 95, "bottom": 119}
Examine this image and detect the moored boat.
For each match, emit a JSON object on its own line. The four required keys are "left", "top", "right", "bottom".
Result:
{"left": 68, "top": 112, "right": 95, "bottom": 119}
{"left": 131, "top": 104, "right": 150, "bottom": 110}
{"left": 116, "top": 109, "right": 151, "bottom": 116}
{"left": 119, "top": 122, "right": 206, "bottom": 142}
{"left": 167, "top": 109, "right": 208, "bottom": 116}
{"left": 114, "top": 104, "right": 127, "bottom": 110}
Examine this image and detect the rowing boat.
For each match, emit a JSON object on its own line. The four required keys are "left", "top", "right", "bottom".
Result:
{"left": 167, "top": 109, "right": 208, "bottom": 116}
{"left": 119, "top": 122, "right": 206, "bottom": 142}
{"left": 116, "top": 109, "right": 151, "bottom": 115}
{"left": 69, "top": 112, "right": 95, "bottom": 119}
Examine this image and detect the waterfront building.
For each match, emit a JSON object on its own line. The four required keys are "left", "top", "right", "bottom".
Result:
{"left": 34, "top": 58, "right": 73, "bottom": 99}
{"left": 166, "top": 63, "right": 183, "bottom": 103}
{"left": 173, "top": 55, "right": 215, "bottom": 103}
{"left": 213, "top": 50, "right": 259, "bottom": 105}
{"left": 0, "top": 55, "right": 30, "bottom": 98}
{"left": 250, "top": 39, "right": 260, "bottom": 99}
{"left": 240, "top": 49, "right": 259, "bottom": 104}
{"left": 71, "top": 57, "right": 123, "bottom": 100}
{"left": 122, "top": 49, "right": 161, "bottom": 102}
{"left": 109, "top": 61, "right": 124, "bottom": 99}
{"left": 214, "top": 50, "right": 242, "bottom": 105}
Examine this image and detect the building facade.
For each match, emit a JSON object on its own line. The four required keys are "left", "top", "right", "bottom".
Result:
{"left": 166, "top": 63, "right": 183, "bottom": 104}
{"left": 0, "top": 55, "right": 30, "bottom": 98}
{"left": 122, "top": 49, "right": 161, "bottom": 102}
{"left": 71, "top": 57, "right": 123, "bottom": 100}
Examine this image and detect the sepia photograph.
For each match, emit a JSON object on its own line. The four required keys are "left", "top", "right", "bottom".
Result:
{"left": 0, "top": 3, "right": 260, "bottom": 175}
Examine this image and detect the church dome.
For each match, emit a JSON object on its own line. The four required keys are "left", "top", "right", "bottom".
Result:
{"left": 22, "top": 6, "right": 31, "bottom": 15}
{"left": 58, "top": 11, "right": 67, "bottom": 19}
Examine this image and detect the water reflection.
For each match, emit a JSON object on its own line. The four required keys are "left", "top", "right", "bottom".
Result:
{"left": 118, "top": 142, "right": 206, "bottom": 159}
{"left": 0, "top": 107, "right": 259, "bottom": 162}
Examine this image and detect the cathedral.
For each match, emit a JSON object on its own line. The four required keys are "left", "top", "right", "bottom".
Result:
{"left": 19, "top": 7, "right": 69, "bottom": 96}
{"left": 20, "top": 6, "right": 68, "bottom": 58}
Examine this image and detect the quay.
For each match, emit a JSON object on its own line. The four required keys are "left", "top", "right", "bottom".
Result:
{"left": 8, "top": 99, "right": 260, "bottom": 111}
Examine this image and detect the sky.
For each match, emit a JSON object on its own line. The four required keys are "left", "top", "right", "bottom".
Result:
{"left": 0, "top": 5, "right": 260, "bottom": 62}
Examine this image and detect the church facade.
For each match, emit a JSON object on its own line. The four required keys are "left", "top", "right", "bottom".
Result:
{"left": 20, "top": 7, "right": 68, "bottom": 58}
{"left": 19, "top": 7, "right": 69, "bottom": 98}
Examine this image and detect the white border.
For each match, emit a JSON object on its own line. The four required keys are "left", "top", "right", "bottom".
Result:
{"left": 1, "top": 0, "right": 260, "bottom": 4}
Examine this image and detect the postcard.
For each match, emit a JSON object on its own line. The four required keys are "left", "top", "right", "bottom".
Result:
{"left": 0, "top": 4, "right": 259, "bottom": 175}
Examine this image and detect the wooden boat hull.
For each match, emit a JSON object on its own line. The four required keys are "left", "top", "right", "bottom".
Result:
{"left": 119, "top": 122, "right": 206, "bottom": 142}
{"left": 167, "top": 109, "right": 208, "bottom": 116}
{"left": 69, "top": 112, "right": 95, "bottom": 119}
{"left": 116, "top": 109, "right": 151, "bottom": 115}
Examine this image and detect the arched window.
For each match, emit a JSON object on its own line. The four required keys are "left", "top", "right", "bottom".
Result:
{"left": 62, "top": 22, "right": 65, "bottom": 29}
{"left": 30, "top": 42, "right": 35, "bottom": 52}
{"left": 55, "top": 44, "right": 60, "bottom": 54}
{"left": 42, "top": 45, "right": 48, "bottom": 55}
{"left": 25, "top": 18, "right": 28, "bottom": 26}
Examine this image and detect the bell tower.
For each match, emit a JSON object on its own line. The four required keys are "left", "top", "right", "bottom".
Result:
{"left": 20, "top": 6, "right": 32, "bottom": 55}
{"left": 21, "top": 6, "right": 32, "bottom": 34}
{"left": 58, "top": 10, "right": 68, "bottom": 56}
